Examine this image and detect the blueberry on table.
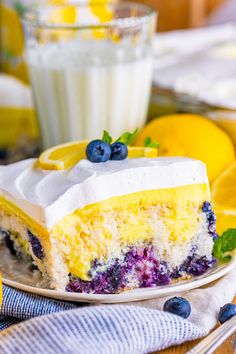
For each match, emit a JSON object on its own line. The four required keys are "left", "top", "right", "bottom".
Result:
{"left": 163, "top": 297, "right": 191, "bottom": 319}
{"left": 110, "top": 142, "right": 128, "bottom": 161}
{"left": 218, "top": 303, "right": 236, "bottom": 324}
{"left": 86, "top": 140, "right": 111, "bottom": 163}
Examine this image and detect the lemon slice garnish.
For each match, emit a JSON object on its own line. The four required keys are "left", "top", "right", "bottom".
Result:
{"left": 38, "top": 141, "right": 158, "bottom": 170}
{"left": 38, "top": 140, "right": 89, "bottom": 170}
{"left": 128, "top": 147, "right": 158, "bottom": 158}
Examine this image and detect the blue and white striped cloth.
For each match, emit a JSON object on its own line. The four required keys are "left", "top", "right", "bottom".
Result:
{"left": 0, "top": 285, "right": 207, "bottom": 354}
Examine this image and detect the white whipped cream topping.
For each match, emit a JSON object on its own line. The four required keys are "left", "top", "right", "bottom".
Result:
{"left": 0, "top": 157, "right": 209, "bottom": 229}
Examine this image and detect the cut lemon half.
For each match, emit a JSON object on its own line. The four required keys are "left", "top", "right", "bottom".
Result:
{"left": 215, "top": 210, "right": 236, "bottom": 235}
{"left": 135, "top": 114, "right": 235, "bottom": 182}
{"left": 211, "top": 161, "right": 236, "bottom": 211}
{"left": 38, "top": 141, "right": 158, "bottom": 170}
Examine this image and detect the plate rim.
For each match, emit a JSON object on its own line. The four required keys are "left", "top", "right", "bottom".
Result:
{"left": 3, "top": 256, "right": 236, "bottom": 304}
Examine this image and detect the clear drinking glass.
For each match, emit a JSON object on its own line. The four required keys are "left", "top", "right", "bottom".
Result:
{"left": 22, "top": 2, "right": 157, "bottom": 148}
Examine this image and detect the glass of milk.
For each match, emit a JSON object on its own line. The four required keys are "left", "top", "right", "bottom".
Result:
{"left": 22, "top": 2, "right": 157, "bottom": 148}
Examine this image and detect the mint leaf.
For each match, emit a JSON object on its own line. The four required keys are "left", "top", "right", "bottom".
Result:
{"left": 144, "top": 137, "right": 160, "bottom": 149}
{"left": 116, "top": 128, "right": 139, "bottom": 146}
{"left": 102, "top": 130, "right": 112, "bottom": 144}
{"left": 116, "top": 132, "right": 131, "bottom": 144}
{"left": 213, "top": 228, "right": 236, "bottom": 262}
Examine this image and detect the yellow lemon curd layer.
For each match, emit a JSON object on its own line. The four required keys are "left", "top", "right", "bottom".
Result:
{"left": 0, "top": 183, "right": 210, "bottom": 281}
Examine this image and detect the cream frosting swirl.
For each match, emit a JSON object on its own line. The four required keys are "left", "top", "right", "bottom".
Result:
{"left": 0, "top": 157, "right": 209, "bottom": 229}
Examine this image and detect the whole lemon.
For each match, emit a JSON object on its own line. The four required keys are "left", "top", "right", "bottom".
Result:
{"left": 135, "top": 114, "right": 235, "bottom": 182}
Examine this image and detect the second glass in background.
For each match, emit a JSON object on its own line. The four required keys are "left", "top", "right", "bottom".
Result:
{"left": 23, "top": 2, "right": 157, "bottom": 148}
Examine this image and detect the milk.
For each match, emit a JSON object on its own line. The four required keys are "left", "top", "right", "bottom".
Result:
{"left": 27, "top": 40, "right": 153, "bottom": 148}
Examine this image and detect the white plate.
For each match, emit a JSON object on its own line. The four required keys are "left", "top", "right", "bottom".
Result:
{"left": 1, "top": 244, "right": 236, "bottom": 304}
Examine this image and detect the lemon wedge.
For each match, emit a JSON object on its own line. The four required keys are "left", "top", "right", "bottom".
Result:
{"left": 38, "top": 140, "right": 89, "bottom": 170}
{"left": 38, "top": 141, "right": 158, "bottom": 170}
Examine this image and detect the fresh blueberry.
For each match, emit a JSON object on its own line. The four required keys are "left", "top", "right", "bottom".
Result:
{"left": 202, "top": 201, "right": 212, "bottom": 213}
{"left": 86, "top": 140, "right": 111, "bottom": 163}
{"left": 110, "top": 142, "right": 128, "bottom": 161}
{"left": 27, "top": 229, "right": 44, "bottom": 260}
{"left": 163, "top": 297, "right": 191, "bottom": 318}
{"left": 218, "top": 303, "right": 236, "bottom": 324}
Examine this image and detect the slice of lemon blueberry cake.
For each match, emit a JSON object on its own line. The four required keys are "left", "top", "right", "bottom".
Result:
{"left": 0, "top": 138, "right": 217, "bottom": 294}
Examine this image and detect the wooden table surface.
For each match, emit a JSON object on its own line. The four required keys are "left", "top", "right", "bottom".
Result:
{"left": 154, "top": 297, "right": 236, "bottom": 354}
